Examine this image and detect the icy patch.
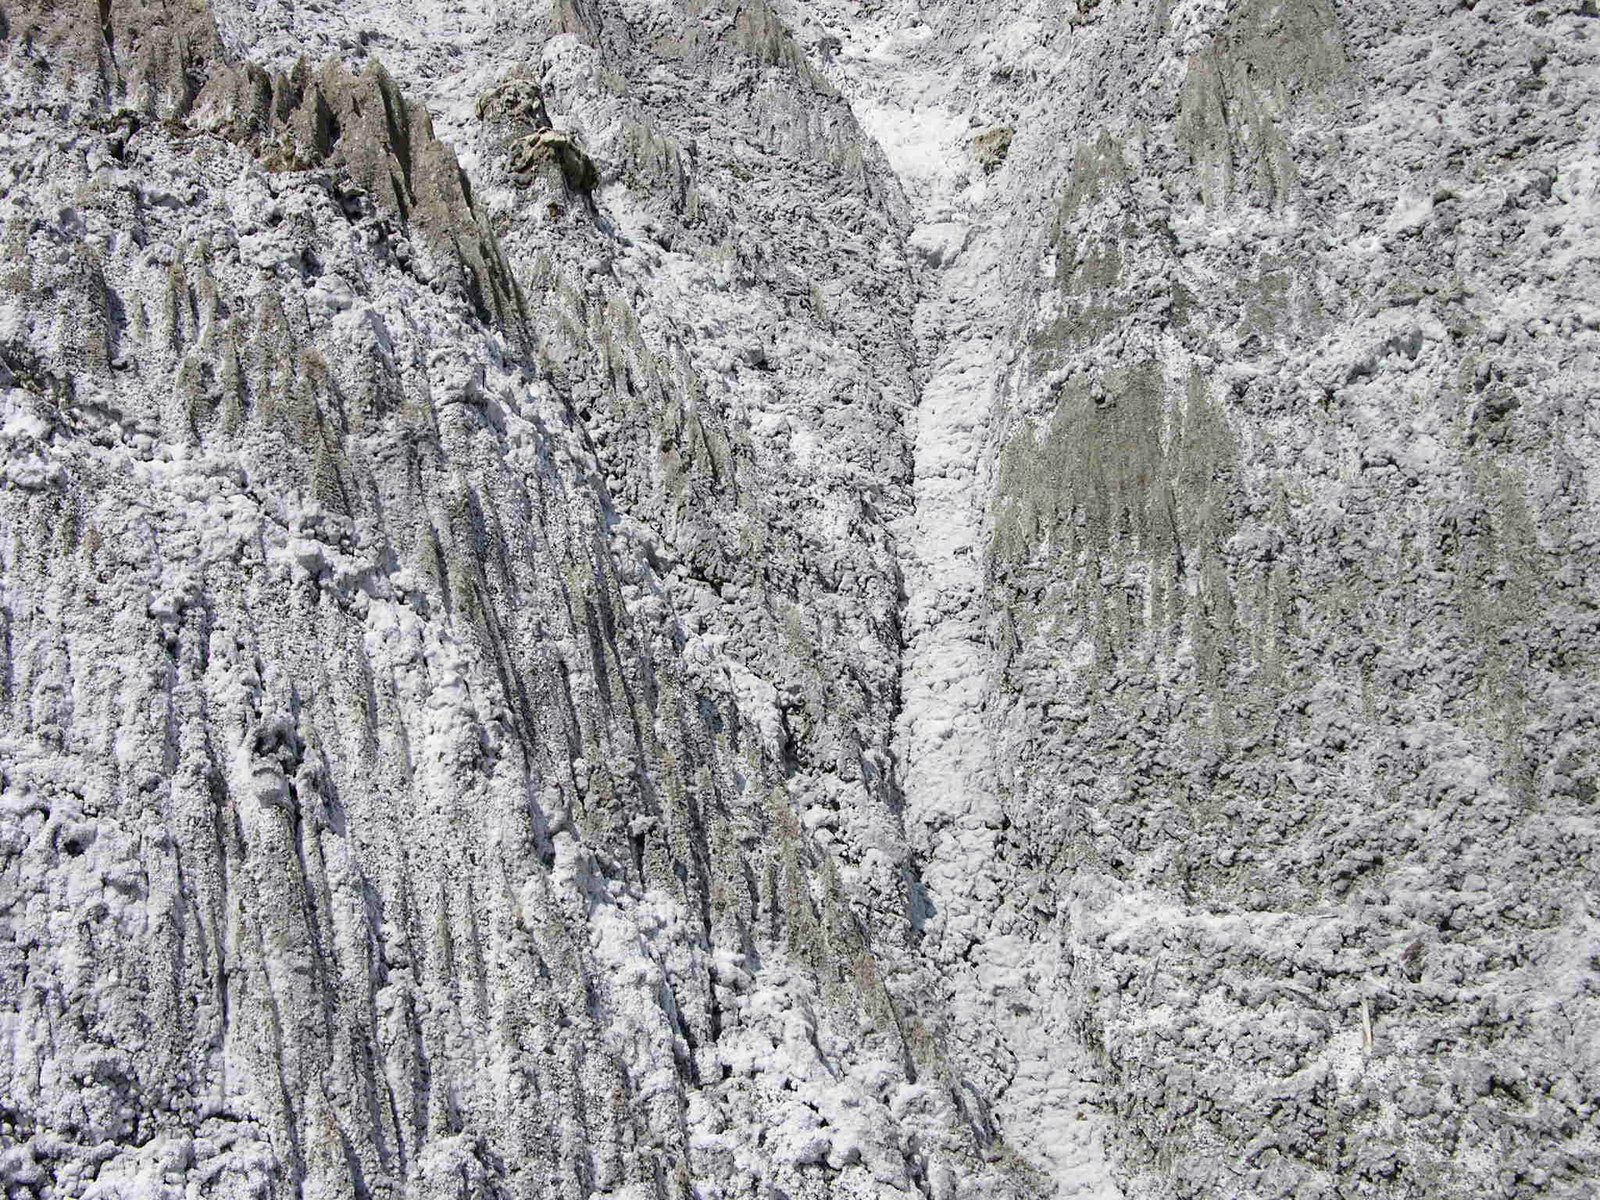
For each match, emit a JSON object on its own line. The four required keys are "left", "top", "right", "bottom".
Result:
{"left": 850, "top": 98, "right": 969, "bottom": 197}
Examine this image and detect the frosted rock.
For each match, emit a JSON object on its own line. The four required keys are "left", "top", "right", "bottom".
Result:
{"left": 3, "top": 0, "right": 1598, "bottom": 1199}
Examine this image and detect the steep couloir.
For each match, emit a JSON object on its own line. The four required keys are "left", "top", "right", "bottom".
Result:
{"left": 799, "top": 1, "right": 1600, "bottom": 1197}
{"left": 1, "top": 1, "right": 1597, "bottom": 1199}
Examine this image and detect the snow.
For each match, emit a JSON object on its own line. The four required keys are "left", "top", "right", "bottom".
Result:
{"left": 5, "top": 0, "right": 1599, "bottom": 1196}
{"left": 818, "top": 6, "right": 1125, "bottom": 1193}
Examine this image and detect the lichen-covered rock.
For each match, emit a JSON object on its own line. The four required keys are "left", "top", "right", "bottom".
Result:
{"left": 474, "top": 76, "right": 596, "bottom": 200}
{"left": 475, "top": 75, "right": 552, "bottom": 132}
{"left": 972, "top": 126, "right": 1013, "bottom": 174}
{"left": 509, "top": 128, "right": 599, "bottom": 194}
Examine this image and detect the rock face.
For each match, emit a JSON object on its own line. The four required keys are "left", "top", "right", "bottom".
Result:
{"left": 961, "top": 4, "right": 1600, "bottom": 1196}
{"left": 0, "top": 2, "right": 1596, "bottom": 1200}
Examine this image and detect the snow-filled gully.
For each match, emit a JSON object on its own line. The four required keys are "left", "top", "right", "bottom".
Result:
{"left": 834, "top": 31, "right": 1124, "bottom": 1200}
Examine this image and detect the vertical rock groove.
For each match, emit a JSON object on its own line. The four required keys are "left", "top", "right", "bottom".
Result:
{"left": 1, "top": 1, "right": 1597, "bottom": 1198}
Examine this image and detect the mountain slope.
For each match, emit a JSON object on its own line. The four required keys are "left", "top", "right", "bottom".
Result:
{"left": 2, "top": 2, "right": 1597, "bottom": 1199}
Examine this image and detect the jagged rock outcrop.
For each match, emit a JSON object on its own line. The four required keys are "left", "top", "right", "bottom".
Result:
{"left": 4, "top": 0, "right": 522, "bottom": 329}
{"left": 3, "top": 0, "right": 1598, "bottom": 1198}
{"left": 474, "top": 76, "right": 598, "bottom": 203}
{"left": 197, "top": 54, "right": 524, "bottom": 328}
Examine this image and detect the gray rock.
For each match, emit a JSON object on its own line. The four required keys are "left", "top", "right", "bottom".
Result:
{"left": 1, "top": 0, "right": 1597, "bottom": 1198}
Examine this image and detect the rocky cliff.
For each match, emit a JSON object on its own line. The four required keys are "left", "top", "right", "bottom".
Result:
{"left": 1, "top": 1, "right": 1595, "bottom": 1199}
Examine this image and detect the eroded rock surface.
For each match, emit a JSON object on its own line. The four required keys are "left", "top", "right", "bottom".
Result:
{"left": 1, "top": 1, "right": 1596, "bottom": 1199}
